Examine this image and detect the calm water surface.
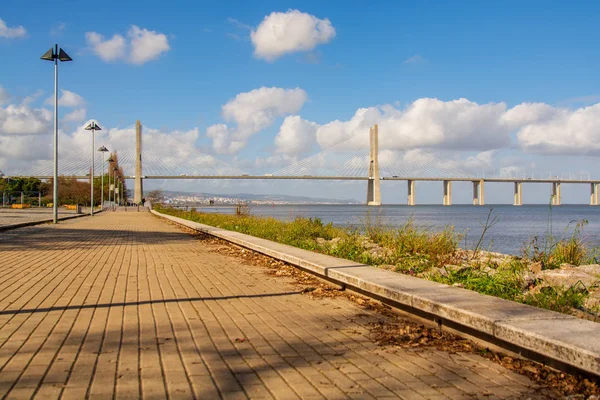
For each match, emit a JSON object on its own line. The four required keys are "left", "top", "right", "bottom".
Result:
{"left": 193, "top": 204, "right": 600, "bottom": 256}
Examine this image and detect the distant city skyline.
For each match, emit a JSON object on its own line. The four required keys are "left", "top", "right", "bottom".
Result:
{"left": 1, "top": 0, "right": 599, "bottom": 204}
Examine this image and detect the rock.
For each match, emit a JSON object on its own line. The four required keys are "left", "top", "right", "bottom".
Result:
{"left": 528, "top": 261, "right": 543, "bottom": 274}
{"left": 330, "top": 237, "right": 341, "bottom": 244}
{"left": 576, "top": 264, "right": 600, "bottom": 277}
{"left": 583, "top": 290, "right": 600, "bottom": 313}
{"left": 559, "top": 263, "right": 576, "bottom": 270}
{"left": 443, "top": 265, "right": 463, "bottom": 272}
{"left": 452, "top": 283, "right": 465, "bottom": 288}
{"left": 521, "top": 271, "right": 536, "bottom": 290}
{"left": 316, "top": 238, "right": 327, "bottom": 245}
{"left": 481, "top": 266, "right": 497, "bottom": 276}
{"left": 429, "top": 267, "right": 447, "bottom": 277}
{"left": 537, "top": 269, "right": 599, "bottom": 288}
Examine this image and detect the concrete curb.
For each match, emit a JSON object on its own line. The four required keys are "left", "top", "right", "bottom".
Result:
{"left": 0, "top": 210, "right": 102, "bottom": 232}
{"left": 152, "top": 210, "right": 600, "bottom": 378}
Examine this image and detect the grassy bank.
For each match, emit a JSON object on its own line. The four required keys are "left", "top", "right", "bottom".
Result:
{"left": 155, "top": 205, "right": 599, "bottom": 319}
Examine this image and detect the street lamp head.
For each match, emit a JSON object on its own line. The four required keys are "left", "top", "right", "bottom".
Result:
{"left": 97, "top": 146, "right": 109, "bottom": 152}
{"left": 85, "top": 121, "right": 101, "bottom": 131}
{"left": 58, "top": 48, "right": 72, "bottom": 62}
{"left": 40, "top": 45, "right": 72, "bottom": 62}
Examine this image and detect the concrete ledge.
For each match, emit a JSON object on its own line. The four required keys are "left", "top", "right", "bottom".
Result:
{"left": 152, "top": 210, "right": 600, "bottom": 378}
{"left": 0, "top": 210, "right": 100, "bottom": 232}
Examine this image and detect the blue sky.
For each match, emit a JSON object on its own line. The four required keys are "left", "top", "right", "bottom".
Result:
{"left": 1, "top": 1, "right": 600, "bottom": 203}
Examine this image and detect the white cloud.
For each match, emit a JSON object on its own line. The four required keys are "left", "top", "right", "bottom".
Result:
{"left": 0, "top": 85, "right": 9, "bottom": 105}
{"left": 206, "top": 87, "right": 308, "bottom": 154}
{"left": 0, "top": 104, "right": 51, "bottom": 136}
{"left": 86, "top": 32, "right": 127, "bottom": 62}
{"left": 264, "top": 98, "right": 600, "bottom": 177}
{"left": 251, "top": 10, "right": 336, "bottom": 61}
{"left": 63, "top": 108, "right": 87, "bottom": 123}
{"left": 0, "top": 18, "right": 26, "bottom": 38}
{"left": 516, "top": 103, "right": 600, "bottom": 154}
{"left": 20, "top": 90, "right": 44, "bottom": 107}
{"left": 128, "top": 25, "right": 170, "bottom": 64}
{"left": 85, "top": 25, "right": 170, "bottom": 64}
{"left": 275, "top": 115, "right": 318, "bottom": 156}
{"left": 206, "top": 124, "right": 245, "bottom": 155}
{"left": 45, "top": 89, "right": 86, "bottom": 108}
{"left": 283, "top": 99, "right": 518, "bottom": 153}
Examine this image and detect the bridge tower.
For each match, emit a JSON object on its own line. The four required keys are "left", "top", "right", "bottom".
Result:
{"left": 367, "top": 124, "right": 382, "bottom": 206}
{"left": 134, "top": 120, "right": 144, "bottom": 204}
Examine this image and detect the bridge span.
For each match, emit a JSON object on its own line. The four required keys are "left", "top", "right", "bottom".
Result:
{"left": 11, "top": 174, "right": 600, "bottom": 207}
{"left": 4, "top": 122, "right": 599, "bottom": 206}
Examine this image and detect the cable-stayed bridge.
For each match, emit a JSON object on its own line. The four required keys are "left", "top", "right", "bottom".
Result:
{"left": 4, "top": 122, "right": 600, "bottom": 206}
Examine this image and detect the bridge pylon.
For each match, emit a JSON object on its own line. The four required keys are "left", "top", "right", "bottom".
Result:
{"left": 367, "top": 124, "right": 382, "bottom": 206}
{"left": 134, "top": 120, "right": 144, "bottom": 204}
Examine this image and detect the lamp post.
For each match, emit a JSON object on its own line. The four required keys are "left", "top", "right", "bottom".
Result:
{"left": 41, "top": 44, "right": 72, "bottom": 224}
{"left": 0, "top": 171, "right": 4, "bottom": 208}
{"left": 85, "top": 122, "right": 101, "bottom": 216}
{"left": 113, "top": 167, "right": 119, "bottom": 210}
{"left": 98, "top": 146, "right": 109, "bottom": 209}
{"left": 107, "top": 157, "right": 114, "bottom": 209}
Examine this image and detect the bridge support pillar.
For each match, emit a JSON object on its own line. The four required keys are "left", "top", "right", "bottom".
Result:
{"left": 591, "top": 183, "right": 599, "bottom": 206}
{"left": 407, "top": 180, "right": 415, "bottom": 205}
{"left": 513, "top": 182, "right": 523, "bottom": 206}
{"left": 443, "top": 180, "right": 452, "bottom": 206}
{"left": 134, "top": 120, "right": 144, "bottom": 205}
{"left": 366, "top": 124, "right": 381, "bottom": 206}
{"left": 472, "top": 180, "right": 485, "bottom": 205}
{"left": 551, "top": 182, "right": 561, "bottom": 206}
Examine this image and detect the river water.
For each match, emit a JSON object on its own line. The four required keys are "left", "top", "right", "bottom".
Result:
{"left": 191, "top": 204, "right": 600, "bottom": 256}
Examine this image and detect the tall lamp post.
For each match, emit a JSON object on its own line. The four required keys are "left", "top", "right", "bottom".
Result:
{"left": 98, "top": 146, "right": 109, "bottom": 209}
{"left": 113, "top": 167, "right": 119, "bottom": 210}
{"left": 41, "top": 44, "right": 72, "bottom": 224}
{"left": 85, "top": 122, "right": 101, "bottom": 216}
{"left": 107, "top": 157, "right": 114, "bottom": 208}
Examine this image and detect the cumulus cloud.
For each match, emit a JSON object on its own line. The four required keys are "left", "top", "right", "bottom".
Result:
{"left": 206, "top": 87, "right": 308, "bottom": 154}
{"left": 206, "top": 124, "right": 245, "bottom": 155}
{"left": 0, "top": 104, "right": 52, "bottom": 136}
{"left": 128, "top": 26, "right": 170, "bottom": 64}
{"left": 275, "top": 115, "right": 318, "bottom": 155}
{"left": 265, "top": 97, "right": 600, "bottom": 177}
{"left": 85, "top": 25, "right": 170, "bottom": 64}
{"left": 45, "top": 89, "right": 85, "bottom": 108}
{"left": 516, "top": 104, "right": 600, "bottom": 154}
{"left": 0, "top": 18, "right": 26, "bottom": 38}
{"left": 85, "top": 32, "right": 126, "bottom": 62}
{"left": 63, "top": 108, "right": 87, "bottom": 123}
{"left": 278, "top": 98, "right": 538, "bottom": 154}
{"left": 251, "top": 10, "right": 336, "bottom": 61}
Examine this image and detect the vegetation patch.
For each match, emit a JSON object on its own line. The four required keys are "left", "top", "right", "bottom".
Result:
{"left": 155, "top": 205, "right": 600, "bottom": 320}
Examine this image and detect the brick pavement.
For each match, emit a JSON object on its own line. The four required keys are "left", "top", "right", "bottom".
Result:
{"left": 0, "top": 212, "right": 548, "bottom": 399}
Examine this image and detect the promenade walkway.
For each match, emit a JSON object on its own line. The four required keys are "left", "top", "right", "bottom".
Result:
{"left": 0, "top": 209, "right": 80, "bottom": 229}
{"left": 0, "top": 212, "right": 545, "bottom": 399}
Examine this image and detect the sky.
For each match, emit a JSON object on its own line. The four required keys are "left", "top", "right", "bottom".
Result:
{"left": 1, "top": 0, "right": 600, "bottom": 204}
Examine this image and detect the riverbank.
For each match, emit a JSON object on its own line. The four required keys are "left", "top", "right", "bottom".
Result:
{"left": 155, "top": 205, "right": 600, "bottom": 321}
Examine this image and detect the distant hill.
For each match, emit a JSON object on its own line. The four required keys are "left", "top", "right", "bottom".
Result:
{"left": 162, "top": 190, "right": 360, "bottom": 204}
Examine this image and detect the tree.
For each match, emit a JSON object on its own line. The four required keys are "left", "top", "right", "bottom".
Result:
{"left": 146, "top": 189, "right": 164, "bottom": 204}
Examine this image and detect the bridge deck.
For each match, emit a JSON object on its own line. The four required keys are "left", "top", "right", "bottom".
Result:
{"left": 0, "top": 212, "right": 546, "bottom": 399}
